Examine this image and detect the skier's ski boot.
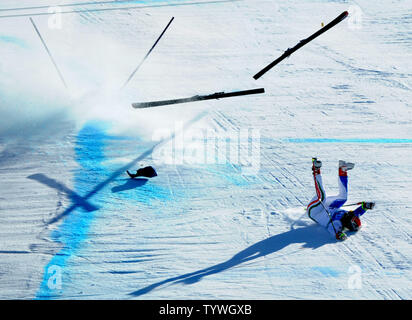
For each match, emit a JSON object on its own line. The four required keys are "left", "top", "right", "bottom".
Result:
{"left": 339, "top": 160, "right": 355, "bottom": 176}
{"left": 312, "top": 158, "right": 322, "bottom": 175}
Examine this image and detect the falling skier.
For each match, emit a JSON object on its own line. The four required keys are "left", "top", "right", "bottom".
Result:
{"left": 307, "top": 158, "right": 375, "bottom": 241}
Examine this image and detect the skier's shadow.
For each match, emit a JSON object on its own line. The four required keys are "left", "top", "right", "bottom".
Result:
{"left": 129, "top": 224, "right": 334, "bottom": 297}
{"left": 27, "top": 173, "right": 98, "bottom": 212}
{"left": 27, "top": 112, "right": 207, "bottom": 226}
{"left": 111, "top": 178, "right": 148, "bottom": 193}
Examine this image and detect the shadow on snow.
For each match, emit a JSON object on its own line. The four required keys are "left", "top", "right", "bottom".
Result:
{"left": 129, "top": 224, "right": 335, "bottom": 297}
{"left": 27, "top": 112, "right": 207, "bottom": 226}
{"left": 111, "top": 178, "right": 148, "bottom": 193}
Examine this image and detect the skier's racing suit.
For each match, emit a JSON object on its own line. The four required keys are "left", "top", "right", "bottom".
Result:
{"left": 306, "top": 169, "right": 367, "bottom": 237}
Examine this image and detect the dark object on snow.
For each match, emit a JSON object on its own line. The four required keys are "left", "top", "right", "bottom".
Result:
{"left": 132, "top": 88, "right": 265, "bottom": 108}
{"left": 253, "top": 11, "right": 349, "bottom": 80}
{"left": 127, "top": 166, "right": 157, "bottom": 179}
{"left": 341, "top": 211, "right": 361, "bottom": 232}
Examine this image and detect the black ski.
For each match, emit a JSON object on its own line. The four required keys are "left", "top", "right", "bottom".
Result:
{"left": 253, "top": 11, "right": 349, "bottom": 80}
{"left": 132, "top": 88, "right": 265, "bottom": 109}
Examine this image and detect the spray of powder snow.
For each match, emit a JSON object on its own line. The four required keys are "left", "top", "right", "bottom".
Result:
{"left": 0, "top": 13, "right": 206, "bottom": 141}
{"left": 0, "top": 28, "right": 70, "bottom": 137}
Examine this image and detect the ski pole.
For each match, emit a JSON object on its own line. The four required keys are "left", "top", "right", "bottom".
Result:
{"left": 318, "top": 198, "right": 338, "bottom": 235}
{"left": 341, "top": 202, "right": 363, "bottom": 207}
{"left": 30, "top": 17, "right": 68, "bottom": 89}
{"left": 121, "top": 16, "right": 174, "bottom": 89}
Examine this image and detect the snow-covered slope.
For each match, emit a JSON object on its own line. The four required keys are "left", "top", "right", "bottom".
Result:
{"left": 0, "top": 0, "right": 411, "bottom": 299}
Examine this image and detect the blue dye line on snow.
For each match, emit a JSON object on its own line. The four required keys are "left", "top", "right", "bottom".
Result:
{"left": 0, "top": 35, "right": 27, "bottom": 47}
{"left": 284, "top": 138, "right": 412, "bottom": 144}
{"left": 35, "top": 121, "right": 171, "bottom": 299}
{"left": 311, "top": 266, "right": 341, "bottom": 278}
{"left": 35, "top": 121, "right": 124, "bottom": 298}
{"left": 204, "top": 163, "right": 252, "bottom": 187}
{"left": 36, "top": 121, "right": 109, "bottom": 299}
{"left": 35, "top": 119, "right": 258, "bottom": 299}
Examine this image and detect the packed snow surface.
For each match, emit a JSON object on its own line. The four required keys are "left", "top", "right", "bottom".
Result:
{"left": 0, "top": 0, "right": 411, "bottom": 299}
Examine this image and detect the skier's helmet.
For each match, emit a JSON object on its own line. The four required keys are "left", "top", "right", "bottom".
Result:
{"left": 342, "top": 211, "right": 362, "bottom": 232}
{"left": 349, "top": 216, "right": 361, "bottom": 232}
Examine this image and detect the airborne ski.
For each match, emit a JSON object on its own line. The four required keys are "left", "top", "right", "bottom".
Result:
{"left": 132, "top": 88, "right": 265, "bottom": 109}
{"left": 253, "top": 11, "right": 349, "bottom": 80}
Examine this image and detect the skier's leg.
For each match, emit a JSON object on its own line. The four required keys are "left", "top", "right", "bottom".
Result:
{"left": 324, "top": 176, "right": 348, "bottom": 209}
{"left": 312, "top": 173, "right": 326, "bottom": 202}
{"left": 311, "top": 158, "right": 326, "bottom": 200}
{"left": 324, "top": 160, "right": 353, "bottom": 209}
{"left": 307, "top": 159, "right": 326, "bottom": 223}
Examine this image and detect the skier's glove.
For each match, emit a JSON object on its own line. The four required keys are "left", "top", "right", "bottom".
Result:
{"left": 362, "top": 202, "right": 375, "bottom": 210}
{"left": 336, "top": 231, "right": 347, "bottom": 241}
